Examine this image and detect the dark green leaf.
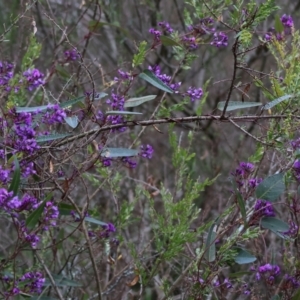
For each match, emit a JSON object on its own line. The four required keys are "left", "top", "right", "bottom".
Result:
{"left": 55, "top": 64, "right": 70, "bottom": 79}
{"left": 205, "top": 224, "right": 216, "bottom": 262}
{"left": 58, "top": 203, "right": 77, "bottom": 216}
{"left": 59, "top": 96, "right": 85, "bottom": 109}
{"left": 160, "top": 35, "right": 181, "bottom": 46}
{"left": 217, "top": 101, "right": 262, "bottom": 111}
{"left": 234, "top": 248, "right": 256, "bottom": 264}
{"left": 262, "top": 94, "right": 292, "bottom": 110}
{"left": 26, "top": 199, "right": 47, "bottom": 229}
{"left": 124, "top": 95, "right": 157, "bottom": 108}
{"left": 231, "top": 179, "right": 247, "bottom": 224}
{"left": 64, "top": 116, "right": 79, "bottom": 128}
{"left": 100, "top": 148, "right": 139, "bottom": 158}
{"left": 43, "top": 274, "right": 82, "bottom": 287}
{"left": 256, "top": 173, "right": 285, "bottom": 201}
{"left": 275, "top": 15, "right": 284, "bottom": 33}
{"left": 261, "top": 217, "right": 289, "bottom": 233}
{"left": 8, "top": 156, "right": 20, "bottom": 196}
{"left": 139, "top": 70, "right": 174, "bottom": 93}
{"left": 105, "top": 111, "right": 142, "bottom": 115}
{"left": 36, "top": 133, "right": 72, "bottom": 143}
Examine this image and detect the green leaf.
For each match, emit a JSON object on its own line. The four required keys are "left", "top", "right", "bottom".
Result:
{"left": 262, "top": 94, "right": 293, "bottom": 110}
{"left": 55, "top": 64, "right": 70, "bottom": 79}
{"left": 59, "top": 96, "right": 85, "bottom": 109}
{"left": 292, "top": 288, "right": 300, "bottom": 300}
{"left": 255, "top": 173, "right": 285, "bottom": 201}
{"left": 124, "top": 95, "right": 157, "bottom": 108}
{"left": 261, "top": 217, "right": 289, "bottom": 233}
{"left": 93, "top": 92, "right": 108, "bottom": 100}
{"left": 58, "top": 203, "right": 77, "bottom": 216}
{"left": 160, "top": 35, "right": 181, "bottom": 46}
{"left": 231, "top": 179, "right": 247, "bottom": 224}
{"left": 100, "top": 148, "right": 139, "bottom": 158}
{"left": 64, "top": 116, "right": 79, "bottom": 128}
{"left": 275, "top": 15, "right": 284, "bottom": 33}
{"left": 36, "top": 133, "right": 72, "bottom": 143}
{"left": 43, "top": 274, "right": 82, "bottom": 287}
{"left": 139, "top": 70, "right": 174, "bottom": 93}
{"left": 105, "top": 111, "right": 142, "bottom": 115}
{"left": 217, "top": 101, "right": 262, "bottom": 111}
{"left": 15, "top": 105, "right": 49, "bottom": 113}
{"left": 85, "top": 217, "right": 107, "bottom": 226}
{"left": 8, "top": 156, "right": 20, "bottom": 196}
{"left": 234, "top": 248, "right": 257, "bottom": 264}
{"left": 26, "top": 199, "right": 47, "bottom": 229}
{"left": 205, "top": 224, "right": 216, "bottom": 262}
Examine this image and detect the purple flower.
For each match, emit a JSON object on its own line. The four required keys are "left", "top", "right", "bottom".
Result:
{"left": 254, "top": 199, "right": 275, "bottom": 217}
{"left": 114, "top": 69, "right": 133, "bottom": 82}
{"left": 211, "top": 32, "right": 228, "bottom": 48}
{"left": 102, "top": 157, "right": 112, "bottom": 167}
{"left": 148, "top": 65, "right": 181, "bottom": 93}
{"left": 140, "top": 144, "right": 154, "bottom": 159}
{"left": 42, "top": 104, "right": 66, "bottom": 124}
{"left": 122, "top": 157, "right": 137, "bottom": 168}
{"left": 248, "top": 178, "right": 262, "bottom": 188}
{"left": 181, "top": 36, "right": 199, "bottom": 49}
{"left": 281, "top": 14, "right": 293, "bottom": 28}
{"left": 0, "top": 61, "right": 14, "bottom": 87}
{"left": 64, "top": 48, "right": 80, "bottom": 61}
{"left": 158, "top": 21, "right": 173, "bottom": 33}
{"left": 291, "top": 138, "right": 300, "bottom": 150}
{"left": 23, "top": 68, "right": 45, "bottom": 91}
{"left": 149, "top": 28, "right": 162, "bottom": 43}
{"left": 185, "top": 86, "right": 203, "bottom": 102}
{"left": 20, "top": 271, "right": 45, "bottom": 293}
{"left": 100, "top": 222, "right": 116, "bottom": 238}
{"left": 252, "top": 264, "right": 281, "bottom": 283}
{"left": 283, "top": 220, "right": 298, "bottom": 237}
{"left": 42, "top": 201, "right": 59, "bottom": 230}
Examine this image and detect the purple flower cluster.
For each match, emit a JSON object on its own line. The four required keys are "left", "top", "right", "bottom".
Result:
{"left": 3, "top": 271, "right": 45, "bottom": 296}
{"left": 264, "top": 14, "right": 293, "bottom": 42}
{"left": 100, "top": 222, "right": 116, "bottom": 238}
{"left": 0, "top": 61, "right": 13, "bottom": 88}
{"left": 158, "top": 21, "right": 173, "bottom": 33}
{"left": 254, "top": 199, "right": 275, "bottom": 217}
{"left": 148, "top": 65, "right": 181, "bottom": 93}
{"left": 252, "top": 263, "right": 280, "bottom": 283}
{"left": 114, "top": 69, "right": 133, "bottom": 82}
{"left": 42, "top": 201, "right": 59, "bottom": 230}
{"left": 283, "top": 220, "right": 298, "bottom": 237}
{"left": 293, "top": 160, "right": 300, "bottom": 182}
{"left": 214, "top": 278, "right": 233, "bottom": 289}
{"left": 140, "top": 144, "right": 154, "bottom": 159}
{"left": 181, "top": 36, "right": 199, "bottom": 49}
{"left": 210, "top": 32, "right": 228, "bottom": 48}
{"left": 42, "top": 104, "right": 66, "bottom": 124}
{"left": 106, "top": 93, "right": 126, "bottom": 131}
{"left": 185, "top": 86, "right": 203, "bottom": 102}
{"left": 22, "top": 68, "right": 45, "bottom": 91}
{"left": 122, "top": 157, "right": 137, "bottom": 169}
{"left": 64, "top": 48, "right": 80, "bottom": 61}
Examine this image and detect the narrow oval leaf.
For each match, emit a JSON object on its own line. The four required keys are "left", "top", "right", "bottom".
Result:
{"left": 85, "top": 216, "right": 107, "bottom": 226}
{"left": 94, "top": 92, "right": 108, "bottom": 100}
{"left": 139, "top": 70, "right": 174, "bottom": 93}
{"left": 26, "top": 200, "right": 47, "bottom": 229}
{"left": 255, "top": 173, "right": 285, "bottom": 201}
{"left": 59, "top": 96, "right": 85, "bottom": 109}
{"left": 261, "top": 217, "right": 289, "bottom": 232}
{"left": 55, "top": 64, "right": 70, "bottom": 79}
{"left": 105, "top": 111, "right": 142, "bottom": 115}
{"left": 36, "top": 133, "right": 72, "bottom": 143}
{"left": 234, "top": 248, "right": 257, "bottom": 264}
{"left": 58, "top": 203, "right": 77, "bottom": 216}
{"left": 8, "top": 156, "right": 20, "bottom": 196}
{"left": 262, "top": 94, "right": 293, "bottom": 110}
{"left": 15, "top": 105, "right": 49, "bottom": 113}
{"left": 217, "top": 101, "right": 262, "bottom": 111}
{"left": 231, "top": 178, "right": 246, "bottom": 224}
{"left": 160, "top": 35, "right": 181, "bottom": 46}
{"left": 43, "top": 274, "right": 82, "bottom": 287}
{"left": 124, "top": 95, "right": 157, "bottom": 108}
{"left": 64, "top": 116, "right": 79, "bottom": 128}
{"left": 100, "top": 148, "right": 139, "bottom": 158}
{"left": 275, "top": 15, "right": 284, "bottom": 33}
{"left": 205, "top": 224, "right": 216, "bottom": 262}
